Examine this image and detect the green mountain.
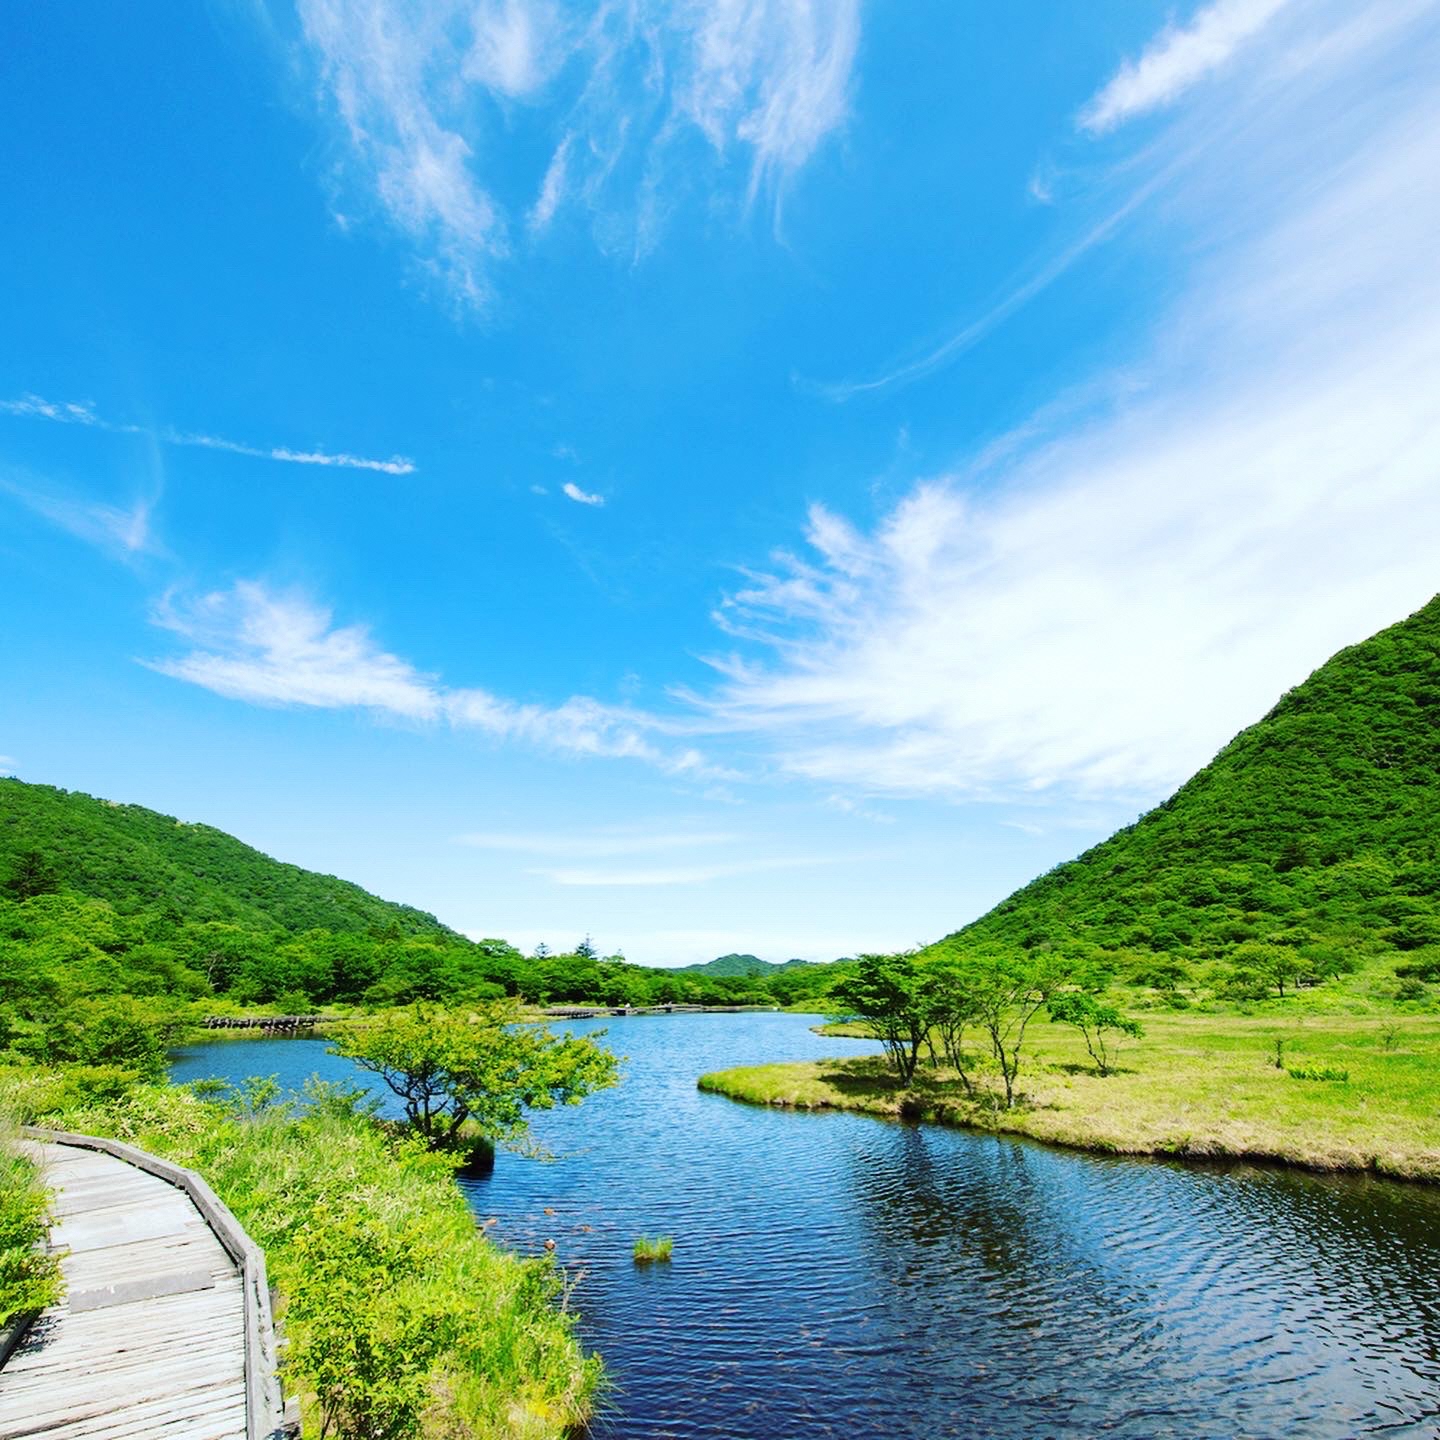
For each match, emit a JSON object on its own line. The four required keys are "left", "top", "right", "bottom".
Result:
{"left": 935, "top": 595, "right": 1440, "bottom": 997}
{"left": 676, "top": 953, "right": 819, "bottom": 977}
{"left": 0, "top": 780, "right": 451, "bottom": 937}
{"left": 0, "top": 781, "right": 841, "bottom": 1017}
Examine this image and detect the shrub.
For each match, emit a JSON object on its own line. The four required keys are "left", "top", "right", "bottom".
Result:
{"left": 1287, "top": 1064, "right": 1350, "bottom": 1082}
{"left": 0, "top": 1142, "right": 64, "bottom": 1327}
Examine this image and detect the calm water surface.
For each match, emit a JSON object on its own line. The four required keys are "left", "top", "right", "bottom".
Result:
{"left": 172, "top": 1013, "right": 1440, "bottom": 1439}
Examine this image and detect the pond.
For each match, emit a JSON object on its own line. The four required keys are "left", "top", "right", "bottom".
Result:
{"left": 172, "top": 1013, "right": 1440, "bottom": 1439}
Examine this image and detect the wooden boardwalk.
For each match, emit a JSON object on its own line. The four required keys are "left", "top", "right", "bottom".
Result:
{"left": 0, "top": 1133, "right": 285, "bottom": 1440}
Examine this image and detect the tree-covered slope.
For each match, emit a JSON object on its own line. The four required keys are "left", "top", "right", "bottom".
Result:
{"left": 0, "top": 779, "right": 451, "bottom": 937}
{"left": 676, "top": 953, "right": 817, "bottom": 977}
{"left": 937, "top": 595, "right": 1440, "bottom": 993}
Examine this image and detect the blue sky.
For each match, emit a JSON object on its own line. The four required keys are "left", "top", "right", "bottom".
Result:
{"left": 4, "top": 0, "right": 1439, "bottom": 963}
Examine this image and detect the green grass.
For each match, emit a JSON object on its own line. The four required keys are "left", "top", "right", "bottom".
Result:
{"left": 0, "top": 1070, "right": 600, "bottom": 1439}
{"left": 700, "top": 1012, "right": 1440, "bottom": 1180}
{"left": 0, "top": 1127, "right": 64, "bottom": 1328}
{"left": 631, "top": 1236, "right": 673, "bottom": 1264}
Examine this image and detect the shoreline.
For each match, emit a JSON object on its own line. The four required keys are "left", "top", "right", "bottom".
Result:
{"left": 698, "top": 1065, "right": 1440, "bottom": 1183}
{"left": 698, "top": 1011, "right": 1440, "bottom": 1184}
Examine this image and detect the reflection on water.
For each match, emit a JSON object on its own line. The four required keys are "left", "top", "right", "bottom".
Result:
{"left": 173, "top": 1014, "right": 1440, "bottom": 1439}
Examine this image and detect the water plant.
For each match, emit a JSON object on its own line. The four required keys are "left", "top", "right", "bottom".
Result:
{"left": 632, "top": 1235, "right": 673, "bottom": 1264}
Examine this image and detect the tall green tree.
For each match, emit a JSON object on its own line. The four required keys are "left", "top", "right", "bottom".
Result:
{"left": 3, "top": 849, "right": 58, "bottom": 901}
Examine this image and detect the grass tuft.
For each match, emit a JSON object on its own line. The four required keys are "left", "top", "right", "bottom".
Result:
{"left": 632, "top": 1236, "right": 673, "bottom": 1264}
{"left": 0, "top": 1123, "right": 65, "bottom": 1328}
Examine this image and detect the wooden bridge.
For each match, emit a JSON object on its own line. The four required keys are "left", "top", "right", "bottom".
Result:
{"left": 200, "top": 1016, "right": 322, "bottom": 1034}
{"left": 0, "top": 1130, "right": 287, "bottom": 1440}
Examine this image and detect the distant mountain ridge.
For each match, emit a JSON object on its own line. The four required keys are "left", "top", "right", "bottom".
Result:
{"left": 0, "top": 780, "right": 452, "bottom": 937}
{"left": 675, "top": 953, "right": 821, "bottom": 977}
{"left": 931, "top": 595, "right": 1440, "bottom": 987}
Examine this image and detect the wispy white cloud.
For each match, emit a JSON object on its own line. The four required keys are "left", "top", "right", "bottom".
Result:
{"left": 0, "top": 756, "right": 17, "bottom": 778}
{"left": 174, "top": 433, "right": 416, "bottom": 475}
{"left": 298, "top": 0, "right": 507, "bottom": 310}
{"left": 698, "top": 16, "right": 1440, "bottom": 804}
{"left": 0, "top": 471, "right": 159, "bottom": 559}
{"left": 1080, "top": 0, "right": 1290, "bottom": 134}
{"left": 149, "top": 579, "right": 723, "bottom": 777}
{"left": 528, "top": 133, "right": 572, "bottom": 233}
{"left": 0, "top": 396, "right": 103, "bottom": 426}
{"left": 150, "top": 582, "right": 441, "bottom": 716}
{"left": 294, "top": 0, "right": 863, "bottom": 304}
{"left": 463, "top": 0, "right": 566, "bottom": 98}
{"left": 824, "top": 793, "right": 894, "bottom": 825}
{"left": 806, "top": 2, "right": 1425, "bottom": 401}
{"left": 1, "top": 393, "right": 415, "bottom": 475}
{"left": 675, "top": 0, "right": 861, "bottom": 198}
{"left": 562, "top": 480, "right": 604, "bottom": 506}
{"left": 805, "top": 174, "right": 1170, "bottom": 400}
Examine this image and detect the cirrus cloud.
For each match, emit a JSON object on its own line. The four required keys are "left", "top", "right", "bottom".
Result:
{"left": 294, "top": 0, "right": 863, "bottom": 308}
{"left": 1080, "top": 0, "right": 1291, "bottom": 134}
{"left": 698, "top": 15, "right": 1440, "bottom": 804}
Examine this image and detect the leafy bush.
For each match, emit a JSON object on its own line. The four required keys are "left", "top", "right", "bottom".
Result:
{"left": 1287, "top": 1064, "right": 1350, "bottom": 1082}
{"left": 0, "top": 1141, "right": 64, "bottom": 1327}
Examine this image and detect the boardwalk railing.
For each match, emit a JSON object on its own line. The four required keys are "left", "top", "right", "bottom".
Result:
{"left": 202, "top": 1015, "right": 323, "bottom": 1033}
{"left": 21, "top": 1126, "right": 289, "bottom": 1440}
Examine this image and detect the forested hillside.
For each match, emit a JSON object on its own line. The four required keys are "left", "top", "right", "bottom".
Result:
{"left": 0, "top": 780, "right": 452, "bottom": 936}
{"left": 676, "top": 953, "right": 816, "bottom": 977}
{"left": 934, "top": 594, "right": 1440, "bottom": 1001}
{"left": 0, "top": 779, "right": 843, "bottom": 1063}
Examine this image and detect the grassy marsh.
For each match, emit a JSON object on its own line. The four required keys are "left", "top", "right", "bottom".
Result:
{"left": 698, "top": 1013, "right": 1440, "bottom": 1180}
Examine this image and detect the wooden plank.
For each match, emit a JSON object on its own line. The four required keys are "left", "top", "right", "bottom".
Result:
{"left": 69, "top": 1268, "right": 217, "bottom": 1313}
{"left": 0, "top": 1135, "right": 284, "bottom": 1440}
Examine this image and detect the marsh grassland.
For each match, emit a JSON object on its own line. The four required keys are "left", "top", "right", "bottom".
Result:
{"left": 700, "top": 1013, "right": 1440, "bottom": 1179}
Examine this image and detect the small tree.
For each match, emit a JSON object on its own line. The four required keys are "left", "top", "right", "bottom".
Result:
{"left": 919, "top": 954, "right": 983, "bottom": 1095}
{"left": 332, "top": 1002, "right": 618, "bottom": 1154}
{"left": 830, "top": 952, "right": 929, "bottom": 1085}
{"left": 965, "top": 950, "right": 1064, "bottom": 1108}
{"left": 1047, "top": 991, "right": 1143, "bottom": 1075}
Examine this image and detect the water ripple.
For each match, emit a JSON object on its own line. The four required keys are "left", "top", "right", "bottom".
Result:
{"left": 174, "top": 1015, "right": 1440, "bottom": 1440}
